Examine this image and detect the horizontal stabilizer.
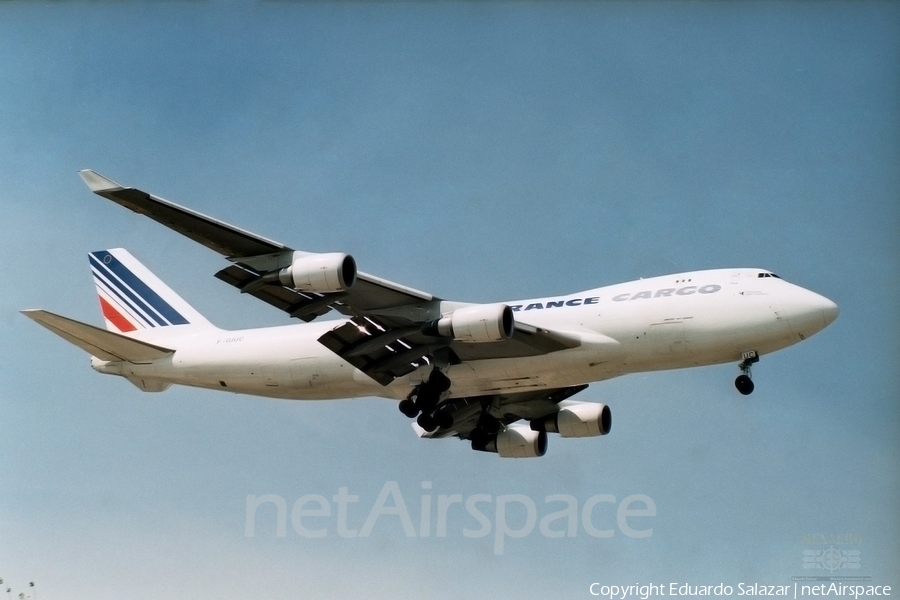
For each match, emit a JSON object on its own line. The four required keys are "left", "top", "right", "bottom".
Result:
{"left": 21, "top": 309, "right": 174, "bottom": 363}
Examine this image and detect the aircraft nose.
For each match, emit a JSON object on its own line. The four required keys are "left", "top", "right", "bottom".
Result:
{"left": 785, "top": 288, "right": 838, "bottom": 338}
{"left": 820, "top": 295, "right": 839, "bottom": 326}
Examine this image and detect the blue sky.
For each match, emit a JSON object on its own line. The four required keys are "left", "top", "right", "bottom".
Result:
{"left": 1, "top": 2, "right": 897, "bottom": 598}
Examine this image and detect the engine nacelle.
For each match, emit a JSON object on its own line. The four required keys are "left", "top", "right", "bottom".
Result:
{"left": 424, "top": 304, "right": 515, "bottom": 343}
{"left": 276, "top": 253, "right": 357, "bottom": 293}
{"left": 531, "top": 402, "right": 612, "bottom": 438}
{"left": 472, "top": 424, "right": 547, "bottom": 458}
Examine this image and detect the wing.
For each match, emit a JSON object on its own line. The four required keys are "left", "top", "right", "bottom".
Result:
{"left": 79, "top": 170, "right": 435, "bottom": 322}
{"left": 318, "top": 314, "right": 579, "bottom": 384}
{"left": 80, "top": 170, "right": 582, "bottom": 384}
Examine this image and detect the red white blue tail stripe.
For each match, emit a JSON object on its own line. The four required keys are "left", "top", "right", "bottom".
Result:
{"left": 89, "top": 248, "right": 206, "bottom": 333}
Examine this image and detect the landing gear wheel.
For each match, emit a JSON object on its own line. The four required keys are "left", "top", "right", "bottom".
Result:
{"left": 403, "top": 367, "right": 452, "bottom": 421}
{"left": 475, "top": 409, "right": 501, "bottom": 435}
{"left": 735, "top": 374, "right": 754, "bottom": 395}
{"left": 398, "top": 399, "right": 419, "bottom": 418}
{"left": 434, "top": 410, "right": 453, "bottom": 429}
{"left": 417, "top": 413, "right": 437, "bottom": 432}
{"left": 431, "top": 370, "right": 451, "bottom": 393}
{"left": 470, "top": 428, "right": 489, "bottom": 451}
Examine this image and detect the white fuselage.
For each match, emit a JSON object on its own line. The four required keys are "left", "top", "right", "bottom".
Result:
{"left": 92, "top": 268, "right": 838, "bottom": 401}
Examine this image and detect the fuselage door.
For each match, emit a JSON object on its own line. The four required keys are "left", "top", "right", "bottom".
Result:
{"left": 262, "top": 365, "right": 279, "bottom": 387}
{"left": 290, "top": 357, "right": 320, "bottom": 389}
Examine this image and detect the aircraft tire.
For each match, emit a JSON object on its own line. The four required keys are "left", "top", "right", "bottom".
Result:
{"left": 435, "top": 410, "right": 453, "bottom": 429}
{"left": 469, "top": 428, "right": 489, "bottom": 450}
{"left": 431, "top": 370, "right": 451, "bottom": 393}
{"left": 399, "top": 399, "right": 418, "bottom": 418}
{"left": 735, "top": 374, "right": 754, "bottom": 395}
{"left": 417, "top": 413, "right": 437, "bottom": 432}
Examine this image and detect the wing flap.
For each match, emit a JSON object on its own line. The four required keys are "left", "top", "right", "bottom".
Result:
{"left": 318, "top": 316, "right": 433, "bottom": 385}
{"left": 21, "top": 309, "right": 174, "bottom": 363}
{"left": 214, "top": 264, "right": 335, "bottom": 322}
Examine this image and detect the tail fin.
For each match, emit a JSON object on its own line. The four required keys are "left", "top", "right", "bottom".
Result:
{"left": 89, "top": 248, "right": 214, "bottom": 334}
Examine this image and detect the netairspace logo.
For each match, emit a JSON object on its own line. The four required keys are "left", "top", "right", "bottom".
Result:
{"left": 245, "top": 481, "right": 656, "bottom": 555}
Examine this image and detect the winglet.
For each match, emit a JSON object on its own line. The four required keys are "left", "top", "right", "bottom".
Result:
{"left": 79, "top": 169, "right": 124, "bottom": 193}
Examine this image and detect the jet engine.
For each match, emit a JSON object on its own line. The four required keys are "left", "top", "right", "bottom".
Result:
{"left": 472, "top": 424, "right": 547, "bottom": 458}
{"left": 423, "top": 304, "right": 515, "bottom": 343}
{"left": 531, "top": 402, "right": 611, "bottom": 438}
{"left": 275, "top": 253, "right": 357, "bottom": 293}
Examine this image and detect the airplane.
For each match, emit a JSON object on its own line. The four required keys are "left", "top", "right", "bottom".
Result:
{"left": 21, "top": 170, "right": 839, "bottom": 458}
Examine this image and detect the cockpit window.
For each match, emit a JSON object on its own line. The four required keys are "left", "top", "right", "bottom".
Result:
{"left": 757, "top": 272, "right": 781, "bottom": 279}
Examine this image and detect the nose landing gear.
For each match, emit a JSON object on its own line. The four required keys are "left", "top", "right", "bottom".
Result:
{"left": 735, "top": 350, "right": 759, "bottom": 395}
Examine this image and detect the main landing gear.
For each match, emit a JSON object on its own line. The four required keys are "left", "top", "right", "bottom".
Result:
{"left": 469, "top": 406, "right": 502, "bottom": 452}
{"left": 398, "top": 368, "right": 453, "bottom": 432}
{"left": 735, "top": 350, "right": 759, "bottom": 395}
